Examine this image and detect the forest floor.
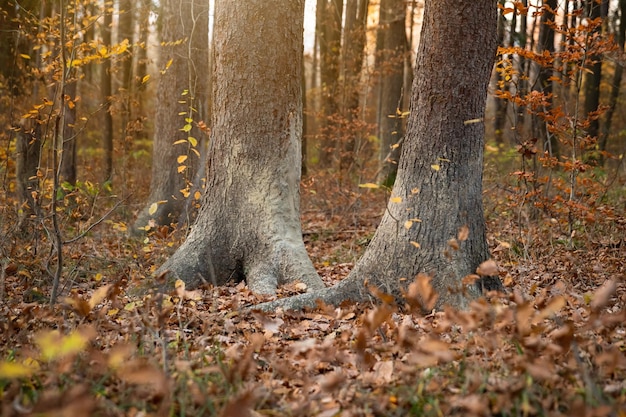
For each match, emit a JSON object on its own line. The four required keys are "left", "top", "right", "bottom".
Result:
{"left": 1, "top": 173, "right": 626, "bottom": 417}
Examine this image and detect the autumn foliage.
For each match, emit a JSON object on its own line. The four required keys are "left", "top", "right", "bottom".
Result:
{"left": 1, "top": 0, "right": 626, "bottom": 416}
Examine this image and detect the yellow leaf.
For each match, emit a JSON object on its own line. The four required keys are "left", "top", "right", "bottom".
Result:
{"left": 194, "top": 191, "right": 201, "bottom": 200}
{"left": 177, "top": 155, "right": 188, "bottom": 164}
{"left": 390, "top": 196, "right": 402, "bottom": 203}
{"left": 36, "top": 328, "right": 93, "bottom": 361}
{"left": 431, "top": 164, "right": 440, "bottom": 171}
{"left": 173, "top": 139, "right": 187, "bottom": 145}
{"left": 464, "top": 118, "right": 483, "bottom": 125}
{"left": 410, "top": 241, "right": 421, "bottom": 248}
{"left": 141, "top": 74, "right": 150, "bottom": 84}
{"left": 404, "top": 220, "right": 413, "bottom": 230}
{"left": 358, "top": 183, "right": 379, "bottom": 189}
{"left": 148, "top": 202, "right": 158, "bottom": 215}
{"left": 180, "top": 124, "right": 192, "bottom": 133}
{"left": 177, "top": 165, "right": 187, "bottom": 173}
{"left": 0, "top": 361, "right": 36, "bottom": 378}
{"left": 94, "top": 273, "right": 103, "bottom": 282}
{"left": 20, "top": 54, "right": 31, "bottom": 59}
{"left": 188, "top": 136, "right": 198, "bottom": 147}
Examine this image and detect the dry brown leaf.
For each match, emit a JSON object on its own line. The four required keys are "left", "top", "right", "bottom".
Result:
{"left": 590, "top": 279, "right": 617, "bottom": 312}
{"left": 458, "top": 224, "right": 470, "bottom": 241}
{"left": 476, "top": 259, "right": 498, "bottom": 276}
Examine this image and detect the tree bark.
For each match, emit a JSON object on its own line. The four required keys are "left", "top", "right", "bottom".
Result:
{"left": 101, "top": 7, "right": 114, "bottom": 182}
{"left": 377, "top": 0, "right": 408, "bottom": 187}
{"left": 493, "top": 0, "right": 508, "bottom": 145}
{"left": 132, "top": 0, "right": 210, "bottom": 233}
{"left": 318, "top": 0, "right": 343, "bottom": 168}
{"left": 339, "top": 0, "right": 369, "bottom": 172}
{"left": 599, "top": 0, "right": 626, "bottom": 160}
{"left": 583, "top": 0, "right": 605, "bottom": 155}
{"left": 59, "top": 79, "right": 77, "bottom": 185}
{"left": 258, "top": 0, "right": 501, "bottom": 311}
{"left": 158, "top": 0, "right": 325, "bottom": 295}
{"left": 533, "top": 0, "right": 558, "bottom": 157}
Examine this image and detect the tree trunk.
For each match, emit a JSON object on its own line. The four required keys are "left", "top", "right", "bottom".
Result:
{"left": 583, "top": 0, "right": 605, "bottom": 156}
{"left": 377, "top": 0, "right": 408, "bottom": 187}
{"left": 132, "top": 0, "right": 210, "bottom": 233}
{"left": 339, "top": 0, "right": 369, "bottom": 172}
{"left": 158, "top": 0, "right": 325, "bottom": 295}
{"left": 59, "top": 79, "right": 77, "bottom": 185}
{"left": 599, "top": 0, "right": 626, "bottom": 160}
{"left": 493, "top": 0, "right": 508, "bottom": 145}
{"left": 16, "top": 121, "right": 42, "bottom": 229}
{"left": 259, "top": 0, "right": 501, "bottom": 311}
{"left": 533, "top": 0, "right": 558, "bottom": 157}
{"left": 318, "top": 0, "right": 343, "bottom": 168}
{"left": 101, "top": 7, "right": 114, "bottom": 182}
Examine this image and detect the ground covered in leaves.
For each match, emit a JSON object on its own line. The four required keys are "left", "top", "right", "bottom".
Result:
{"left": 1, "top": 183, "right": 625, "bottom": 417}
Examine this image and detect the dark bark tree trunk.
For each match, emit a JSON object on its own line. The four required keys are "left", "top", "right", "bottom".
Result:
{"left": 599, "top": 0, "right": 626, "bottom": 160}
{"left": 16, "top": 121, "right": 42, "bottom": 228}
{"left": 493, "top": 0, "right": 508, "bottom": 145}
{"left": 533, "top": 0, "right": 558, "bottom": 157}
{"left": 259, "top": 0, "right": 501, "bottom": 311}
{"left": 339, "top": 0, "right": 369, "bottom": 172}
{"left": 514, "top": 0, "right": 529, "bottom": 135}
{"left": 101, "top": 6, "right": 114, "bottom": 182}
{"left": 158, "top": 0, "right": 325, "bottom": 295}
{"left": 133, "top": 0, "right": 210, "bottom": 233}
{"left": 60, "top": 79, "right": 77, "bottom": 185}
{"left": 318, "top": 0, "right": 343, "bottom": 168}
{"left": 377, "top": 0, "right": 408, "bottom": 187}
{"left": 583, "top": 0, "right": 605, "bottom": 155}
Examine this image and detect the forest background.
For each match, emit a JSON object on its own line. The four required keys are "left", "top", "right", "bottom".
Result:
{"left": 0, "top": 0, "right": 625, "bottom": 416}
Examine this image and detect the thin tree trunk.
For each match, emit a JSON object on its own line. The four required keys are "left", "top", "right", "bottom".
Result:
{"left": 377, "top": 0, "right": 408, "bottom": 187}
{"left": 59, "top": 79, "right": 77, "bottom": 185}
{"left": 494, "top": 0, "right": 508, "bottom": 145}
{"left": 339, "top": 0, "right": 369, "bottom": 172}
{"left": 318, "top": 0, "right": 343, "bottom": 168}
{"left": 583, "top": 0, "right": 605, "bottom": 160}
{"left": 533, "top": 0, "right": 558, "bottom": 157}
{"left": 101, "top": 6, "right": 114, "bottom": 182}
{"left": 598, "top": 0, "right": 624, "bottom": 160}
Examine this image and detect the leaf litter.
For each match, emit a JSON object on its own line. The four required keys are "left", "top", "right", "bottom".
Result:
{"left": 0, "top": 191, "right": 625, "bottom": 416}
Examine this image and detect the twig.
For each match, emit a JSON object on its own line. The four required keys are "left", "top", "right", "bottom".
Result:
{"left": 63, "top": 199, "right": 127, "bottom": 245}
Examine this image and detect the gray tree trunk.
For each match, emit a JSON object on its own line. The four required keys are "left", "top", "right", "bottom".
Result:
{"left": 259, "top": 0, "right": 501, "bottom": 311}
{"left": 132, "top": 0, "right": 210, "bottom": 233}
{"left": 158, "top": 0, "right": 325, "bottom": 295}
{"left": 377, "top": 0, "right": 408, "bottom": 187}
{"left": 318, "top": 0, "right": 343, "bottom": 168}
